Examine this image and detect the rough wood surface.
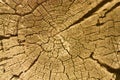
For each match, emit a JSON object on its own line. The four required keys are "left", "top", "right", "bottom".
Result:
{"left": 0, "top": 0, "right": 120, "bottom": 80}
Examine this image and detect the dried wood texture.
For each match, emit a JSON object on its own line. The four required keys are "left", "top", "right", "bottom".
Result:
{"left": 0, "top": 0, "right": 120, "bottom": 80}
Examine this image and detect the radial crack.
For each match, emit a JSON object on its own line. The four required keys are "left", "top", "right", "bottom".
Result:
{"left": 103, "top": 2, "right": 120, "bottom": 17}
{"left": 90, "top": 52, "right": 120, "bottom": 80}
{"left": 10, "top": 72, "right": 23, "bottom": 80}
{"left": 24, "top": 53, "right": 41, "bottom": 72}
{"left": 0, "top": 35, "right": 10, "bottom": 40}
{"left": 67, "top": 0, "right": 112, "bottom": 27}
